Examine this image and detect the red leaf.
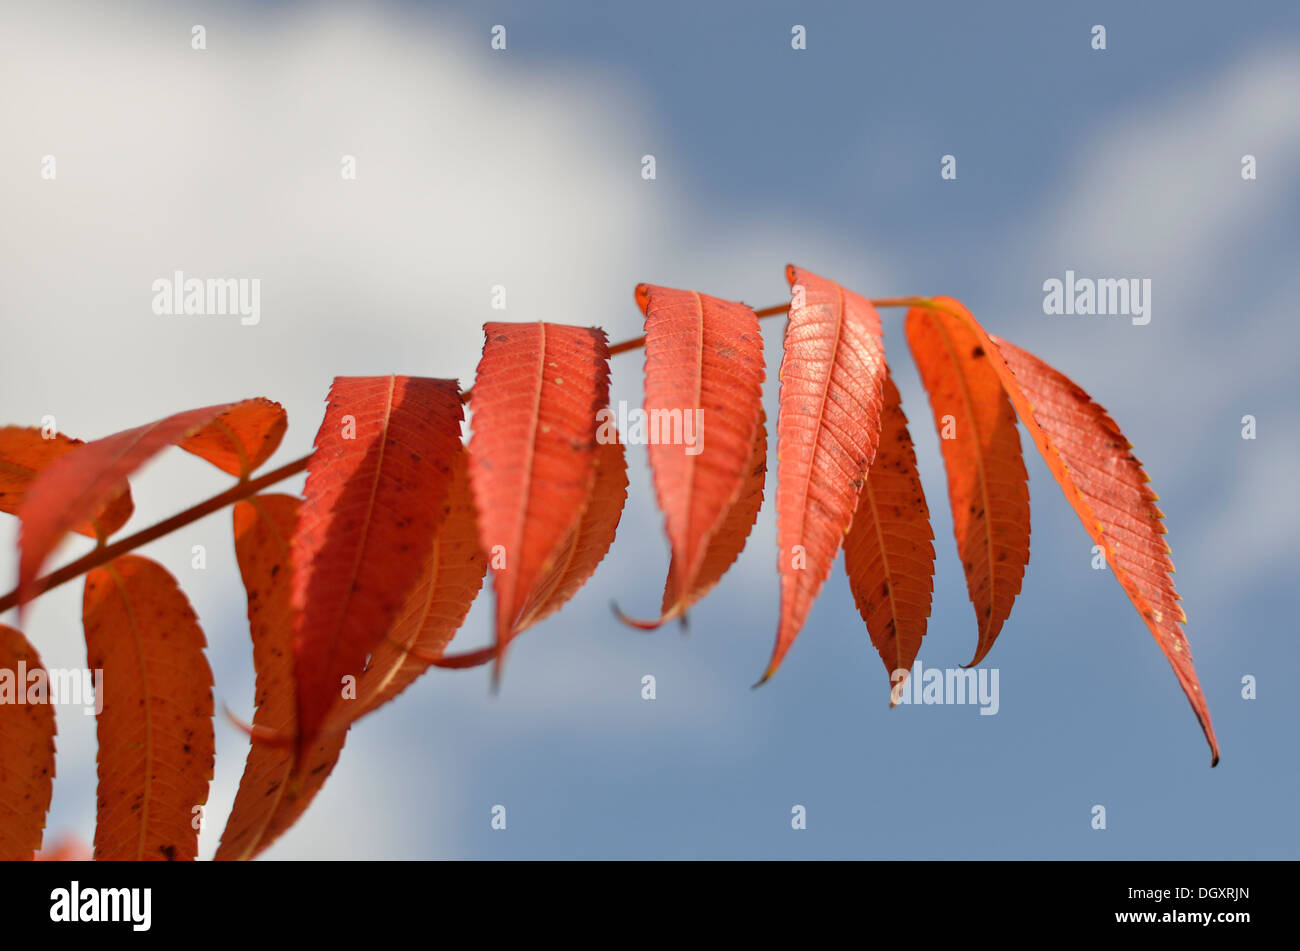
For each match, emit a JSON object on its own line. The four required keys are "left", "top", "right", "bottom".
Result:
{"left": 468, "top": 322, "right": 611, "bottom": 678}
{"left": 338, "top": 450, "right": 486, "bottom": 724}
{"left": 34, "top": 834, "right": 91, "bottom": 861}
{"left": 217, "top": 495, "right": 346, "bottom": 860}
{"left": 177, "top": 398, "right": 287, "bottom": 477}
{"left": 931, "top": 296, "right": 1218, "bottom": 765}
{"left": 290, "top": 376, "right": 463, "bottom": 756}
{"left": 0, "top": 625, "right": 56, "bottom": 860}
{"left": 17, "top": 399, "right": 273, "bottom": 604}
{"left": 842, "top": 373, "right": 935, "bottom": 699}
{"left": 761, "top": 265, "right": 887, "bottom": 683}
{"left": 83, "top": 555, "right": 214, "bottom": 860}
{"left": 516, "top": 436, "right": 628, "bottom": 632}
{"left": 630, "top": 284, "right": 765, "bottom": 625}
{"left": 905, "top": 305, "right": 1030, "bottom": 666}
{"left": 0, "top": 426, "right": 134, "bottom": 539}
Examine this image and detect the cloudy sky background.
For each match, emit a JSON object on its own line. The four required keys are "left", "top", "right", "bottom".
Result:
{"left": 1, "top": 0, "right": 1297, "bottom": 858}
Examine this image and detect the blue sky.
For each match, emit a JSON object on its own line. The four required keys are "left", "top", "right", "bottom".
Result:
{"left": 1, "top": 0, "right": 1297, "bottom": 858}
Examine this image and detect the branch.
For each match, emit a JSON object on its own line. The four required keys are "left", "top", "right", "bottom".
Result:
{"left": 0, "top": 455, "right": 310, "bottom": 613}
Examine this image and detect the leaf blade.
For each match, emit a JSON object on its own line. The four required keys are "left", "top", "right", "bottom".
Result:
{"left": 763, "top": 265, "right": 887, "bottom": 681}
{"left": 0, "top": 426, "right": 134, "bottom": 538}
{"left": 843, "top": 373, "right": 935, "bottom": 698}
{"left": 217, "top": 495, "right": 346, "bottom": 861}
{"left": 84, "top": 555, "right": 214, "bottom": 860}
{"left": 931, "top": 296, "right": 1218, "bottom": 765}
{"left": 340, "top": 450, "right": 486, "bottom": 724}
{"left": 468, "top": 322, "right": 611, "bottom": 674}
{"left": 658, "top": 409, "right": 768, "bottom": 620}
{"left": 637, "top": 284, "right": 765, "bottom": 619}
{"left": 17, "top": 399, "right": 279, "bottom": 603}
{"left": 290, "top": 376, "right": 464, "bottom": 755}
{"left": 516, "top": 436, "right": 628, "bottom": 632}
{"left": 0, "top": 625, "right": 57, "bottom": 860}
{"left": 177, "top": 398, "right": 288, "bottom": 478}
{"left": 905, "top": 305, "right": 1030, "bottom": 666}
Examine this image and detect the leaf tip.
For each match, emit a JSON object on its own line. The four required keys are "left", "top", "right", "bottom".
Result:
{"left": 610, "top": 599, "right": 664, "bottom": 632}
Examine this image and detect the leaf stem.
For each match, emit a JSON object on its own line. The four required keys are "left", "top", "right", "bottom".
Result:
{"left": 0, "top": 455, "right": 310, "bottom": 613}
{"left": 2, "top": 296, "right": 935, "bottom": 613}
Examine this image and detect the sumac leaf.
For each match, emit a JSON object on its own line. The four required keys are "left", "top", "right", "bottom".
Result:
{"left": 937, "top": 304, "right": 1218, "bottom": 764}
{"left": 290, "top": 376, "right": 463, "bottom": 757}
{"left": 630, "top": 284, "right": 765, "bottom": 625}
{"left": 761, "top": 265, "right": 887, "bottom": 682}
{"left": 83, "top": 555, "right": 214, "bottom": 860}
{"left": 468, "top": 322, "right": 611, "bottom": 678}
{"left": 177, "top": 398, "right": 287, "bottom": 478}
{"left": 0, "top": 625, "right": 56, "bottom": 860}
{"left": 905, "top": 305, "right": 1030, "bottom": 666}
{"left": 17, "top": 399, "right": 273, "bottom": 604}
{"left": 842, "top": 373, "right": 935, "bottom": 699}
{"left": 340, "top": 450, "right": 486, "bottom": 724}
{"left": 0, "top": 426, "right": 133, "bottom": 539}
{"left": 217, "top": 495, "right": 346, "bottom": 861}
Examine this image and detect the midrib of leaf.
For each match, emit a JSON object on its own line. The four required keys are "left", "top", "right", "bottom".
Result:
{"left": 678, "top": 291, "right": 706, "bottom": 596}
{"left": 206, "top": 416, "right": 250, "bottom": 478}
{"left": 105, "top": 562, "right": 153, "bottom": 861}
{"left": 504, "top": 323, "right": 548, "bottom": 633}
{"left": 321, "top": 375, "right": 395, "bottom": 665}
{"left": 790, "top": 283, "right": 849, "bottom": 573}
{"left": 930, "top": 315, "right": 997, "bottom": 650}
{"left": 862, "top": 480, "right": 904, "bottom": 673}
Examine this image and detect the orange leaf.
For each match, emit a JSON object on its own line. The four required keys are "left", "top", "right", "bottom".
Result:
{"left": 761, "top": 265, "right": 887, "bottom": 683}
{"left": 632, "top": 409, "right": 767, "bottom": 627}
{"left": 905, "top": 305, "right": 1030, "bottom": 666}
{"left": 929, "top": 297, "right": 1218, "bottom": 764}
{"left": 338, "top": 450, "right": 486, "bottom": 725}
{"left": 0, "top": 426, "right": 133, "bottom": 539}
{"left": 34, "top": 834, "right": 91, "bottom": 861}
{"left": 517, "top": 436, "right": 628, "bottom": 632}
{"left": 468, "top": 322, "right": 611, "bottom": 678}
{"left": 842, "top": 373, "right": 935, "bottom": 699}
{"left": 629, "top": 284, "right": 765, "bottom": 626}
{"left": 17, "top": 399, "right": 273, "bottom": 605}
{"left": 291, "top": 376, "right": 463, "bottom": 756}
{"left": 177, "top": 397, "right": 287, "bottom": 478}
{"left": 217, "top": 495, "right": 346, "bottom": 860}
{"left": 83, "top": 555, "right": 214, "bottom": 860}
{"left": 0, "top": 625, "right": 56, "bottom": 860}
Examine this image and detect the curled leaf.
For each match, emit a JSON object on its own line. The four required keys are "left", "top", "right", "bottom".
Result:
{"left": 0, "top": 426, "right": 133, "bottom": 539}
{"left": 217, "top": 495, "right": 346, "bottom": 861}
{"left": 17, "top": 399, "right": 274, "bottom": 605}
